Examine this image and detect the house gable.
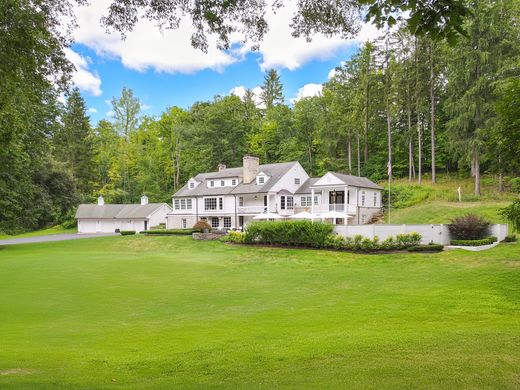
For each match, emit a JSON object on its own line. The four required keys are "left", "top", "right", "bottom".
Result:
{"left": 312, "top": 172, "right": 345, "bottom": 187}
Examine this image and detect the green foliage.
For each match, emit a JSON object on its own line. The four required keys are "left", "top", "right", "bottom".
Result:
{"left": 221, "top": 230, "right": 246, "bottom": 244}
{"left": 448, "top": 214, "right": 490, "bottom": 240}
{"left": 408, "top": 244, "right": 444, "bottom": 252}
{"left": 245, "top": 221, "right": 334, "bottom": 248}
{"left": 503, "top": 234, "right": 517, "bottom": 243}
{"left": 499, "top": 199, "right": 520, "bottom": 233}
{"left": 510, "top": 178, "right": 520, "bottom": 194}
{"left": 450, "top": 237, "right": 496, "bottom": 246}
{"left": 384, "top": 184, "right": 433, "bottom": 208}
{"left": 193, "top": 220, "right": 211, "bottom": 232}
{"left": 120, "top": 230, "right": 136, "bottom": 236}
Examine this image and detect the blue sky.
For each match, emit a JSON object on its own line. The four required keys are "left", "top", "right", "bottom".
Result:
{"left": 66, "top": 2, "right": 378, "bottom": 125}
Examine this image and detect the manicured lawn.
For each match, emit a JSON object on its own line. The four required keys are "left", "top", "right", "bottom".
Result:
{"left": 386, "top": 200, "right": 511, "bottom": 224}
{"left": 1, "top": 236, "right": 519, "bottom": 389}
{"left": 0, "top": 225, "right": 76, "bottom": 240}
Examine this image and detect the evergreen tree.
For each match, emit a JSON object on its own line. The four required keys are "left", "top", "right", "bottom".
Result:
{"left": 260, "top": 69, "right": 284, "bottom": 109}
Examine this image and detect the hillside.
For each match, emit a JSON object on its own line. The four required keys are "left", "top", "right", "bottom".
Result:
{"left": 381, "top": 175, "right": 517, "bottom": 224}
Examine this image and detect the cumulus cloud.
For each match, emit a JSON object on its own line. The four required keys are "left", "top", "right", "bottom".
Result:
{"left": 64, "top": 48, "right": 102, "bottom": 96}
{"left": 73, "top": 1, "right": 237, "bottom": 74}
{"left": 230, "top": 85, "right": 264, "bottom": 108}
{"left": 88, "top": 108, "right": 98, "bottom": 113}
{"left": 141, "top": 104, "right": 152, "bottom": 110}
{"left": 291, "top": 83, "right": 323, "bottom": 104}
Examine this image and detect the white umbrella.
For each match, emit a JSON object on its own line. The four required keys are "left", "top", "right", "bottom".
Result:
{"left": 321, "top": 211, "right": 353, "bottom": 219}
{"left": 253, "top": 212, "right": 284, "bottom": 220}
{"left": 289, "top": 211, "right": 313, "bottom": 220}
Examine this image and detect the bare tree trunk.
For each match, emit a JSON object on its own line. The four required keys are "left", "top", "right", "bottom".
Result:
{"left": 387, "top": 108, "right": 392, "bottom": 180}
{"left": 498, "top": 154, "right": 504, "bottom": 192}
{"left": 364, "top": 59, "right": 370, "bottom": 163}
{"left": 429, "top": 44, "right": 436, "bottom": 184}
{"left": 407, "top": 95, "right": 413, "bottom": 182}
{"left": 357, "top": 129, "right": 361, "bottom": 176}
{"left": 347, "top": 135, "right": 352, "bottom": 174}
{"left": 473, "top": 146, "right": 481, "bottom": 196}
{"left": 408, "top": 139, "right": 413, "bottom": 181}
{"left": 417, "top": 114, "right": 422, "bottom": 185}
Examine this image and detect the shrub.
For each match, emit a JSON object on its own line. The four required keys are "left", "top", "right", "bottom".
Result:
{"left": 143, "top": 229, "right": 196, "bottom": 235}
{"left": 396, "top": 232, "right": 421, "bottom": 248}
{"left": 222, "top": 231, "right": 246, "bottom": 244}
{"left": 120, "top": 230, "right": 136, "bottom": 236}
{"left": 500, "top": 199, "right": 520, "bottom": 233}
{"left": 448, "top": 214, "right": 490, "bottom": 240}
{"left": 408, "top": 244, "right": 444, "bottom": 252}
{"left": 193, "top": 220, "right": 211, "bottom": 232}
{"left": 510, "top": 177, "right": 520, "bottom": 193}
{"left": 244, "top": 220, "right": 333, "bottom": 248}
{"left": 503, "top": 234, "right": 517, "bottom": 242}
{"left": 450, "top": 237, "right": 496, "bottom": 246}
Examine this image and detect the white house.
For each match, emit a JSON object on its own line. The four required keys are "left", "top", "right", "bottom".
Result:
{"left": 167, "top": 155, "right": 383, "bottom": 230}
{"left": 76, "top": 195, "right": 172, "bottom": 233}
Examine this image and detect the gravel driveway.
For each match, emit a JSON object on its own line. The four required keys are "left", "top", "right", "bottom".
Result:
{"left": 0, "top": 233, "right": 117, "bottom": 246}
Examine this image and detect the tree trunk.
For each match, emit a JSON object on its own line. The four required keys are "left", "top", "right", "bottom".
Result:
{"left": 347, "top": 135, "right": 352, "bottom": 174}
{"left": 417, "top": 115, "right": 422, "bottom": 185}
{"left": 364, "top": 59, "right": 370, "bottom": 163}
{"left": 408, "top": 139, "right": 413, "bottom": 181}
{"left": 357, "top": 129, "right": 361, "bottom": 176}
{"left": 498, "top": 154, "right": 504, "bottom": 192}
{"left": 429, "top": 44, "right": 436, "bottom": 184}
{"left": 387, "top": 108, "right": 392, "bottom": 180}
{"left": 473, "top": 146, "right": 481, "bottom": 196}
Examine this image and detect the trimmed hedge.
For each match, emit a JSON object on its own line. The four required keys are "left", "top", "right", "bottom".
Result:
{"left": 221, "top": 231, "right": 246, "bottom": 244}
{"left": 245, "top": 220, "right": 334, "bottom": 248}
{"left": 142, "top": 229, "right": 197, "bottom": 235}
{"left": 325, "top": 233, "right": 421, "bottom": 252}
{"left": 408, "top": 244, "right": 444, "bottom": 252}
{"left": 450, "top": 236, "right": 497, "bottom": 246}
{"left": 503, "top": 234, "right": 517, "bottom": 243}
{"left": 120, "top": 230, "right": 136, "bottom": 236}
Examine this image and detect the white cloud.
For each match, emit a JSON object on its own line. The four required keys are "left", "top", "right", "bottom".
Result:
{"left": 291, "top": 83, "right": 323, "bottom": 103}
{"left": 229, "top": 85, "right": 264, "bottom": 108}
{"left": 106, "top": 110, "right": 114, "bottom": 117}
{"left": 73, "top": 1, "right": 238, "bottom": 74}
{"left": 64, "top": 48, "right": 102, "bottom": 96}
{"left": 141, "top": 104, "right": 152, "bottom": 110}
{"left": 88, "top": 108, "right": 98, "bottom": 113}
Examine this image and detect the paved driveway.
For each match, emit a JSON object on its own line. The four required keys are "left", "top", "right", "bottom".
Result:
{"left": 0, "top": 233, "right": 117, "bottom": 246}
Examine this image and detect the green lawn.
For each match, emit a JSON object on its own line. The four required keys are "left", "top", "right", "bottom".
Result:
{"left": 1, "top": 236, "right": 519, "bottom": 389}
{"left": 0, "top": 225, "right": 76, "bottom": 240}
{"left": 386, "top": 200, "right": 511, "bottom": 224}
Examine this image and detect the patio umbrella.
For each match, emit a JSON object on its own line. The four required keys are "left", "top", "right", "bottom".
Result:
{"left": 321, "top": 211, "right": 353, "bottom": 220}
{"left": 253, "top": 212, "right": 284, "bottom": 220}
{"left": 288, "top": 211, "right": 313, "bottom": 220}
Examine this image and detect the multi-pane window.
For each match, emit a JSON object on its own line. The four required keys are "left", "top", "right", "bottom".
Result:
{"left": 314, "top": 195, "right": 318, "bottom": 205}
{"left": 210, "top": 180, "right": 214, "bottom": 187}
{"left": 232, "top": 179, "right": 237, "bottom": 186}
{"left": 205, "top": 198, "right": 217, "bottom": 210}
{"left": 361, "top": 215, "right": 366, "bottom": 224}
{"left": 280, "top": 196, "right": 286, "bottom": 210}
{"left": 174, "top": 199, "right": 180, "bottom": 210}
{"left": 295, "top": 178, "right": 301, "bottom": 185}
{"left": 186, "top": 199, "right": 192, "bottom": 209}
{"left": 287, "top": 196, "right": 294, "bottom": 209}
{"left": 219, "top": 198, "right": 223, "bottom": 210}
{"left": 180, "top": 199, "right": 186, "bottom": 210}
{"left": 361, "top": 191, "right": 366, "bottom": 206}
{"left": 223, "top": 217, "right": 231, "bottom": 228}
{"left": 211, "top": 217, "right": 219, "bottom": 228}
{"left": 189, "top": 182, "right": 195, "bottom": 189}
{"left": 239, "top": 197, "right": 244, "bottom": 207}
{"left": 221, "top": 180, "right": 225, "bottom": 187}
{"left": 182, "top": 219, "right": 187, "bottom": 229}
{"left": 258, "top": 176, "right": 265, "bottom": 184}
{"left": 301, "top": 196, "right": 312, "bottom": 206}
{"left": 373, "top": 192, "right": 377, "bottom": 207}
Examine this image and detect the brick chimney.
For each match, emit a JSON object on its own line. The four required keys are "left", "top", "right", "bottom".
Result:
{"left": 218, "top": 163, "right": 226, "bottom": 172}
{"left": 243, "top": 155, "right": 259, "bottom": 184}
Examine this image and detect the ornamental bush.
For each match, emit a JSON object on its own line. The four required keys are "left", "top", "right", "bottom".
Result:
{"left": 222, "top": 230, "right": 246, "bottom": 244}
{"left": 450, "top": 237, "right": 496, "bottom": 246}
{"left": 120, "top": 230, "right": 136, "bottom": 236}
{"left": 503, "top": 234, "right": 517, "bottom": 242}
{"left": 500, "top": 199, "right": 520, "bottom": 233}
{"left": 143, "top": 229, "right": 196, "bottom": 235}
{"left": 448, "top": 214, "right": 490, "bottom": 240}
{"left": 245, "top": 220, "right": 334, "bottom": 248}
{"left": 408, "top": 244, "right": 444, "bottom": 252}
{"left": 193, "top": 220, "right": 211, "bottom": 232}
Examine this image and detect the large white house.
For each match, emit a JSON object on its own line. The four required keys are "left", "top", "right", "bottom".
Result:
{"left": 76, "top": 195, "right": 172, "bottom": 233}
{"left": 167, "top": 155, "right": 383, "bottom": 230}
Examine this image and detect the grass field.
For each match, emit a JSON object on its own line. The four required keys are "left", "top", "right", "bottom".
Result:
{"left": 1, "top": 235, "right": 519, "bottom": 389}
{"left": 0, "top": 226, "right": 76, "bottom": 240}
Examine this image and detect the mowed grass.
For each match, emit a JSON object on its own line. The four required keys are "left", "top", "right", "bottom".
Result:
{"left": 0, "top": 226, "right": 76, "bottom": 240}
{"left": 0, "top": 236, "right": 519, "bottom": 389}
{"left": 386, "top": 200, "right": 511, "bottom": 224}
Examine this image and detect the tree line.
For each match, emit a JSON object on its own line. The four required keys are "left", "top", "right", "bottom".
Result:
{"left": 1, "top": 0, "right": 519, "bottom": 233}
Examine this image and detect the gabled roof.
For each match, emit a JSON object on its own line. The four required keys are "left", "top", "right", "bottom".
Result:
{"left": 312, "top": 172, "right": 383, "bottom": 190}
{"left": 75, "top": 203, "right": 171, "bottom": 219}
{"left": 295, "top": 178, "right": 321, "bottom": 194}
{"left": 174, "top": 161, "right": 298, "bottom": 197}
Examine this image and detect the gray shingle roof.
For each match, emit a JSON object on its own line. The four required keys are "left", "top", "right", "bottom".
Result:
{"left": 174, "top": 161, "right": 298, "bottom": 197}
{"left": 295, "top": 178, "right": 320, "bottom": 194}
{"left": 75, "top": 203, "right": 170, "bottom": 219}
{"left": 318, "top": 172, "right": 383, "bottom": 190}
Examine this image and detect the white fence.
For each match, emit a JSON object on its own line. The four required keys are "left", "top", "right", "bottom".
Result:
{"left": 333, "top": 224, "right": 509, "bottom": 245}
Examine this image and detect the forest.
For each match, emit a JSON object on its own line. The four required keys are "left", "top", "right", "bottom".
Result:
{"left": 1, "top": 0, "right": 519, "bottom": 233}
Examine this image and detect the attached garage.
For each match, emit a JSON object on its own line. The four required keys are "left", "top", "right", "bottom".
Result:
{"left": 75, "top": 196, "right": 172, "bottom": 234}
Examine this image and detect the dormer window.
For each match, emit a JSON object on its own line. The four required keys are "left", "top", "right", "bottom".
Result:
{"left": 256, "top": 173, "right": 268, "bottom": 185}
{"left": 221, "top": 180, "right": 225, "bottom": 187}
{"left": 258, "top": 177, "right": 265, "bottom": 184}
{"left": 210, "top": 180, "right": 214, "bottom": 187}
{"left": 189, "top": 182, "right": 195, "bottom": 189}
{"left": 232, "top": 179, "right": 237, "bottom": 186}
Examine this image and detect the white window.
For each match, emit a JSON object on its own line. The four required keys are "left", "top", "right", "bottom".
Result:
{"left": 221, "top": 180, "right": 225, "bottom": 187}
{"left": 223, "top": 217, "right": 231, "bottom": 228}
{"left": 174, "top": 199, "right": 180, "bottom": 210}
{"left": 219, "top": 198, "right": 223, "bottom": 210}
{"left": 211, "top": 217, "right": 219, "bottom": 228}
{"left": 295, "top": 178, "right": 301, "bottom": 185}
{"left": 187, "top": 199, "right": 192, "bottom": 209}
{"left": 232, "top": 179, "right": 237, "bottom": 186}
{"left": 210, "top": 180, "right": 214, "bottom": 187}
{"left": 301, "top": 196, "right": 312, "bottom": 207}
{"left": 361, "top": 215, "right": 366, "bottom": 224}
{"left": 361, "top": 191, "right": 366, "bottom": 206}
{"left": 189, "top": 182, "right": 195, "bottom": 189}
{"left": 180, "top": 199, "right": 186, "bottom": 210}
{"left": 239, "top": 197, "right": 244, "bottom": 207}
{"left": 182, "top": 218, "right": 187, "bottom": 229}
{"left": 287, "top": 196, "right": 294, "bottom": 210}
{"left": 314, "top": 195, "right": 319, "bottom": 205}
{"left": 282, "top": 196, "right": 294, "bottom": 210}
{"left": 258, "top": 176, "right": 265, "bottom": 184}
{"left": 373, "top": 192, "right": 377, "bottom": 207}
{"left": 205, "top": 198, "right": 217, "bottom": 210}
{"left": 281, "top": 196, "right": 286, "bottom": 210}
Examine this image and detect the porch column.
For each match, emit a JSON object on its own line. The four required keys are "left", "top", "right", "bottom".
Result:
{"left": 266, "top": 192, "right": 270, "bottom": 213}
{"left": 311, "top": 188, "right": 315, "bottom": 221}
{"left": 344, "top": 185, "right": 348, "bottom": 226}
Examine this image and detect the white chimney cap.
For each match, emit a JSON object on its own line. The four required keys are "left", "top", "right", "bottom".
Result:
{"left": 140, "top": 195, "right": 149, "bottom": 205}
{"left": 97, "top": 196, "right": 104, "bottom": 206}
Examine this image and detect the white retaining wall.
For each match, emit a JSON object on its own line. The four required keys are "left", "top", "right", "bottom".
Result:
{"left": 333, "top": 224, "right": 508, "bottom": 245}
